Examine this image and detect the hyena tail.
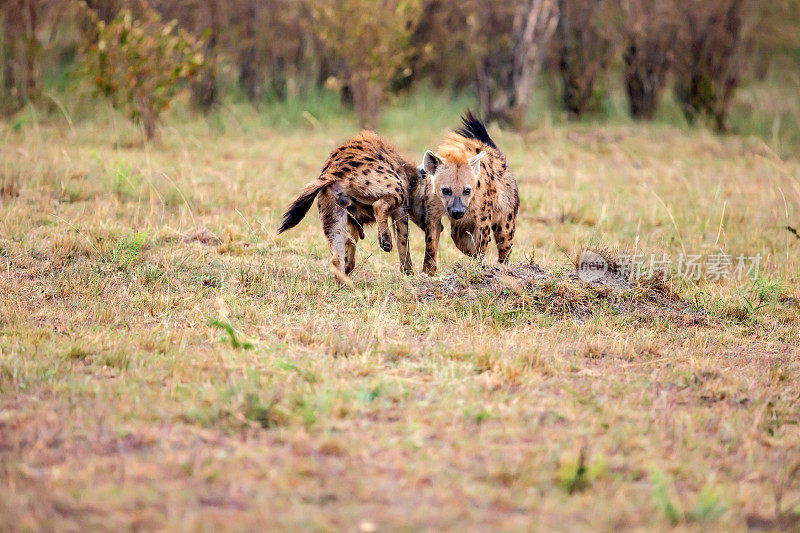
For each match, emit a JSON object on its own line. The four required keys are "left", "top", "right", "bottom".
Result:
{"left": 278, "top": 178, "right": 328, "bottom": 234}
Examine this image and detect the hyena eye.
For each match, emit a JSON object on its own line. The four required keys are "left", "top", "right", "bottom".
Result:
{"left": 463, "top": 187, "right": 472, "bottom": 196}
{"left": 441, "top": 187, "right": 452, "bottom": 196}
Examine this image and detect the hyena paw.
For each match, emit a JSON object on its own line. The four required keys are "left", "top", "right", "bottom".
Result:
{"left": 422, "top": 262, "right": 437, "bottom": 276}
{"left": 331, "top": 266, "right": 352, "bottom": 286}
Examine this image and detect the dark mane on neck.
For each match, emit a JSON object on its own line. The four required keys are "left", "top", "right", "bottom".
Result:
{"left": 454, "top": 110, "right": 497, "bottom": 150}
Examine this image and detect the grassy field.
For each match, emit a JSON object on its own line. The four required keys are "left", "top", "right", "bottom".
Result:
{"left": 1, "top": 89, "right": 799, "bottom": 531}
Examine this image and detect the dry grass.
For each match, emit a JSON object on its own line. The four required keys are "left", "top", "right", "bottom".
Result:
{"left": 1, "top": 102, "right": 799, "bottom": 531}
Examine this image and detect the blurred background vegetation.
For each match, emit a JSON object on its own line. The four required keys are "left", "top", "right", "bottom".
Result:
{"left": 1, "top": 0, "right": 799, "bottom": 153}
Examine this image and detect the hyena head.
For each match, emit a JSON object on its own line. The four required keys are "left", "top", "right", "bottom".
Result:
{"left": 422, "top": 150, "right": 486, "bottom": 220}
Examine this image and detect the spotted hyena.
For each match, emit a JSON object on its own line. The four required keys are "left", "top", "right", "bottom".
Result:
{"left": 278, "top": 131, "right": 426, "bottom": 284}
{"left": 419, "top": 111, "right": 519, "bottom": 275}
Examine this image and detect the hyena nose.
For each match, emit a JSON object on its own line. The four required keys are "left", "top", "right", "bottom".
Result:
{"left": 450, "top": 207, "right": 466, "bottom": 220}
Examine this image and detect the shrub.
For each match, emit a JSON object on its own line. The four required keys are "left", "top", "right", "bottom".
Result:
{"left": 555, "top": 0, "right": 616, "bottom": 118}
{"left": 1, "top": 0, "right": 71, "bottom": 114}
{"left": 233, "top": 0, "right": 315, "bottom": 104}
{"left": 189, "top": 0, "right": 220, "bottom": 111}
{"left": 673, "top": 0, "right": 756, "bottom": 132}
{"left": 406, "top": 0, "right": 482, "bottom": 91}
{"left": 621, "top": 0, "right": 679, "bottom": 120}
{"left": 312, "top": 0, "right": 422, "bottom": 129}
{"left": 80, "top": 4, "right": 207, "bottom": 141}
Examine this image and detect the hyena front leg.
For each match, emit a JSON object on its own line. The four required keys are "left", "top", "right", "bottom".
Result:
{"left": 372, "top": 196, "right": 399, "bottom": 253}
{"left": 423, "top": 215, "right": 442, "bottom": 276}
{"left": 450, "top": 223, "right": 477, "bottom": 257}
{"left": 451, "top": 221, "right": 490, "bottom": 260}
{"left": 472, "top": 205, "right": 494, "bottom": 260}
{"left": 493, "top": 217, "right": 515, "bottom": 264}
{"left": 476, "top": 220, "right": 492, "bottom": 259}
{"left": 392, "top": 209, "right": 413, "bottom": 275}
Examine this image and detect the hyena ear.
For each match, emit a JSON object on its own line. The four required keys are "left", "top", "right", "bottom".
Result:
{"left": 423, "top": 150, "right": 443, "bottom": 176}
{"left": 469, "top": 150, "right": 486, "bottom": 177}
{"left": 416, "top": 165, "right": 427, "bottom": 179}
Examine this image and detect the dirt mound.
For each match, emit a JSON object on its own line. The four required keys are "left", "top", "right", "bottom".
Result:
{"left": 418, "top": 250, "right": 706, "bottom": 323}
{"left": 183, "top": 228, "right": 222, "bottom": 246}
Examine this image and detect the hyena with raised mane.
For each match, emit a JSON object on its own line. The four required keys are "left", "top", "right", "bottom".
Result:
{"left": 420, "top": 112, "right": 519, "bottom": 275}
{"left": 278, "top": 131, "right": 425, "bottom": 284}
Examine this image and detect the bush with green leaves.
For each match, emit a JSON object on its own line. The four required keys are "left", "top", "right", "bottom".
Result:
{"left": 80, "top": 4, "right": 206, "bottom": 141}
{"left": 312, "top": 0, "right": 422, "bottom": 129}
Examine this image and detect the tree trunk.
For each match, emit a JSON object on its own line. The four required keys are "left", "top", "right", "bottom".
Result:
{"left": 624, "top": 44, "right": 669, "bottom": 120}
{"left": 621, "top": 1, "right": 676, "bottom": 121}
{"left": 192, "top": 0, "right": 219, "bottom": 111}
{"left": 349, "top": 70, "right": 381, "bottom": 130}
{"left": 509, "top": 0, "right": 559, "bottom": 128}
{"left": 1, "top": 0, "right": 41, "bottom": 113}
{"left": 478, "top": 0, "right": 559, "bottom": 129}
{"left": 238, "top": 0, "right": 260, "bottom": 103}
{"left": 626, "top": 73, "right": 657, "bottom": 120}
{"left": 476, "top": 59, "right": 490, "bottom": 120}
{"left": 143, "top": 115, "right": 158, "bottom": 143}
{"left": 137, "top": 95, "right": 159, "bottom": 142}
{"left": 674, "top": 0, "right": 751, "bottom": 133}
{"left": 2, "top": 20, "right": 17, "bottom": 96}
{"left": 557, "top": 0, "right": 611, "bottom": 118}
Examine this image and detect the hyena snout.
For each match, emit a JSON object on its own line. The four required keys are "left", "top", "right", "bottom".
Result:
{"left": 449, "top": 207, "right": 466, "bottom": 219}
{"left": 448, "top": 198, "right": 467, "bottom": 220}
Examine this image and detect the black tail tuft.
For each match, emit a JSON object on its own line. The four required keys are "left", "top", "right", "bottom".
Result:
{"left": 278, "top": 184, "right": 324, "bottom": 234}
{"left": 454, "top": 110, "right": 497, "bottom": 149}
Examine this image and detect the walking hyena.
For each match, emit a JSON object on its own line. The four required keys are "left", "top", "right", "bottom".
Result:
{"left": 278, "top": 131, "right": 424, "bottom": 284}
{"left": 419, "top": 112, "right": 519, "bottom": 275}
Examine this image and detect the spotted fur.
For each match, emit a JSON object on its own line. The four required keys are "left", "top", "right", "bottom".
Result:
{"left": 278, "top": 131, "right": 425, "bottom": 284}
{"left": 420, "top": 112, "right": 519, "bottom": 275}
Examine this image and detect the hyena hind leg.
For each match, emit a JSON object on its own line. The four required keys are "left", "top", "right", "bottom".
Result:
{"left": 423, "top": 216, "right": 442, "bottom": 276}
{"left": 392, "top": 210, "right": 413, "bottom": 275}
{"left": 344, "top": 218, "right": 361, "bottom": 275}
{"left": 319, "top": 193, "right": 351, "bottom": 285}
